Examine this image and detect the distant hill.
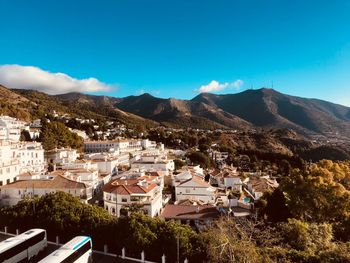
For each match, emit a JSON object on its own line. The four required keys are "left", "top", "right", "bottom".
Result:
{"left": 114, "top": 93, "right": 251, "bottom": 130}
{"left": 2, "top": 84, "right": 350, "bottom": 139}
{"left": 192, "top": 88, "right": 350, "bottom": 138}
{"left": 0, "top": 85, "right": 35, "bottom": 121}
{"left": 0, "top": 86, "right": 156, "bottom": 128}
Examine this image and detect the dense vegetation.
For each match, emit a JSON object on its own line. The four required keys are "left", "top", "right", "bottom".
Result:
{"left": 146, "top": 128, "right": 350, "bottom": 172}
{"left": 1, "top": 160, "right": 350, "bottom": 262}
{"left": 39, "top": 121, "right": 84, "bottom": 151}
{"left": 0, "top": 192, "right": 204, "bottom": 262}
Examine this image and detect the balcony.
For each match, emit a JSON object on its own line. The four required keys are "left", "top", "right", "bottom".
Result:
{"left": 81, "top": 193, "right": 92, "bottom": 200}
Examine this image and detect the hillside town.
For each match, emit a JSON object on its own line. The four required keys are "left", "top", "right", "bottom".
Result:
{"left": 3, "top": 2, "right": 350, "bottom": 261}
{"left": 0, "top": 114, "right": 279, "bottom": 229}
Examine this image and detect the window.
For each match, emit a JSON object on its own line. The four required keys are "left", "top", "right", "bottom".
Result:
{"left": 122, "top": 198, "right": 127, "bottom": 202}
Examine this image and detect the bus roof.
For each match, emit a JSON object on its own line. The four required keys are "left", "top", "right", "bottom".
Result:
{"left": 62, "top": 236, "right": 91, "bottom": 250}
{"left": 0, "top": 229, "right": 46, "bottom": 253}
{"left": 38, "top": 236, "right": 91, "bottom": 263}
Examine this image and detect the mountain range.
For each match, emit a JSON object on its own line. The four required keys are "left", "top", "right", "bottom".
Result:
{"left": 1, "top": 84, "right": 350, "bottom": 139}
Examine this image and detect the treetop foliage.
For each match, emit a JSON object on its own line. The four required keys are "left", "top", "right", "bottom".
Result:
{"left": 39, "top": 121, "right": 83, "bottom": 150}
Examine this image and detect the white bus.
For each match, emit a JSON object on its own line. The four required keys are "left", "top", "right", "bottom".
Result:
{"left": 39, "top": 236, "right": 92, "bottom": 263}
{"left": 0, "top": 228, "right": 47, "bottom": 263}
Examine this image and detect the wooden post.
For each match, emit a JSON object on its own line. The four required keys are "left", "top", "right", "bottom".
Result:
{"left": 16, "top": 229, "right": 19, "bottom": 235}
{"left": 4, "top": 226, "right": 7, "bottom": 234}
{"left": 56, "top": 236, "right": 59, "bottom": 245}
{"left": 104, "top": 244, "right": 108, "bottom": 254}
{"left": 122, "top": 247, "right": 125, "bottom": 259}
{"left": 141, "top": 251, "right": 145, "bottom": 262}
{"left": 162, "top": 254, "right": 166, "bottom": 263}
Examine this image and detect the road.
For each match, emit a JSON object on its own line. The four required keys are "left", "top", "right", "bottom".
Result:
{"left": 0, "top": 233, "right": 128, "bottom": 262}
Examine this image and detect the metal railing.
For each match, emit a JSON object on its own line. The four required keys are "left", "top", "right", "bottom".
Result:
{"left": 0, "top": 226, "right": 190, "bottom": 263}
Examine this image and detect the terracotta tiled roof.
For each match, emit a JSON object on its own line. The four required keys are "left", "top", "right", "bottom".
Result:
{"left": 161, "top": 204, "right": 220, "bottom": 220}
{"left": 210, "top": 167, "right": 238, "bottom": 178}
{"left": 177, "top": 199, "right": 206, "bottom": 206}
{"left": 0, "top": 175, "right": 87, "bottom": 189}
{"left": 250, "top": 177, "right": 279, "bottom": 193}
{"left": 138, "top": 174, "right": 159, "bottom": 182}
{"left": 146, "top": 171, "right": 165, "bottom": 177}
{"left": 18, "top": 172, "right": 34, "bottom": 177}
{"left": 179, "top": 175, "right": 211, "bottom": 188}
{"left": 102, "top": 178, "right": 157, "bottom": 195}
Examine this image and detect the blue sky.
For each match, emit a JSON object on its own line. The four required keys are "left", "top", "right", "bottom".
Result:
{"left": 1, "top": 0, "right": 350, "bottom": 105}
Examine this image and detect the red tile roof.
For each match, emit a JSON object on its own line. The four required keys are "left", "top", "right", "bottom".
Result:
{"left": 179, "top": 175, "right": 211, "bottom": 188}
{"left": 0, "top": 175, "right": 87, "bottom": 189}
{"left": 102, "top": 178, "right": 157, "bottom": 195}
{"left": 161, "top": 204, "right": 220, "bottom": 220}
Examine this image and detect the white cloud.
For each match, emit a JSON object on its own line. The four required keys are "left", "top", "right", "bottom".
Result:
{"left": 233, "top": 79, "right": 244, "bottom": 89}
{"left": 0, "top": 64, "right": 114, "bottom": 95}
{"left": 136, "top": 89, "right": 146, "bottom": 95}
{"left": 197, "top": 79, "right": 244, "bottom": 93}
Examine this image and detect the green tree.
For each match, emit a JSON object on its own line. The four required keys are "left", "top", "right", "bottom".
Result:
{"left": 281, "top": 170, "right": 350, "bottom": 223}
{"left": 187, "top": 151, "right": 212, "bottom": 168}
{"left": 39, "top": 121, "right": 83, "bottom": 150}
{"left": 20, "top": 130, "right": 32, "bottom": 141}
{"left": 203, "top": 218, "right": 267, "bottom": 263}
{"left": 280, "top": 219, "right": 333, "bottom": 253}
{"left": 259, "top": 188, "right": 291, "bottom": 223}
{"left": 174, "top": 159, "right": 185, "bottom": 170}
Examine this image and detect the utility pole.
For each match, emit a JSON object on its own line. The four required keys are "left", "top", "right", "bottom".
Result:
{"left": 32, "top": 183, "right": 36, "bottom": 227}
{"left": 177, "top": 235, "right": 180, "bottom": 263}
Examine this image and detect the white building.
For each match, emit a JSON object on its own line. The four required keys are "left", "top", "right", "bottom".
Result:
{"left": 210, "top": 168, "right": 242, "bottom": 192}
{"left": 16, "top": 142, "right": 45, "bottom": 173}
{"left": 0, "top": 157, "right": 20, "bottom": 186}
{"left": 246, "top": 176, "right": 279, "bottom": 200}
{"left": 175, "top": 176, "right": 217, "bottom": 204}
{"left": 172, "top": 170, "right": 193, "bottom": 186}
{"left": 102, "top": 176, "right": 163, "bottom": 217}
{"left": 28, "top": 128, "right": 40, "bottom": 140}
{"left": 0, "top": 141, "right": 45, "bottom": 186}
{"left": 84, "top": 152, "right": 130, "bottom": 174}
{"left": 0, "top": 175, "right": 92, "bottom": 206}
{"left": 60, "top": 160, "right": 97, "bottom": 171}
{"left": 84, "top": 138, "right": 159, "bottom": 153}
{"left": 30, "top": 119, "right": 42, "bottom": 128}
{"left": 69, "top": 129, "right": 89, "bottom": 140}
{"left": 130, "top": 154, "right": 174, "bottom": 175}
{"left": 0, "top": 115, "right": 27, "bottom": 142}
{"left": 46, "top": 148, "right": 78, "bottom": 165}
